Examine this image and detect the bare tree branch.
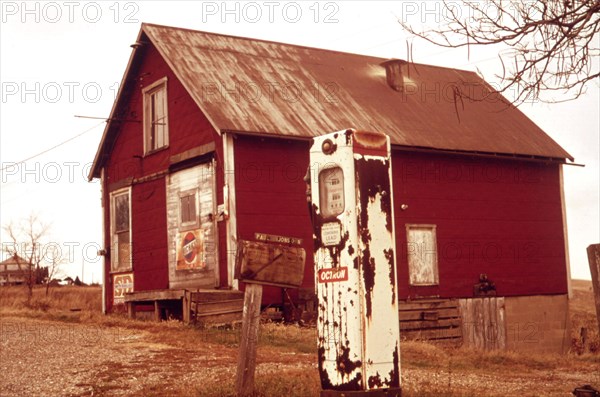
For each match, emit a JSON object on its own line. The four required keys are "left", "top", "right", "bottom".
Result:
{"left": 2, "top": 214, "right": 59, "bottom": 303}
{"left": 399, "top": 0, "right": 600, "bottom": 104}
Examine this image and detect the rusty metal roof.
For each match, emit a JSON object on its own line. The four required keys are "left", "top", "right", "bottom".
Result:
{"left": 90, "top": 23, "right": 572, "bottom": 178}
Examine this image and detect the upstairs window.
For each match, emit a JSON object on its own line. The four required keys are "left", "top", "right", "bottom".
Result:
{"left": 143, "top": 77, "right": 169, "bottom": 154}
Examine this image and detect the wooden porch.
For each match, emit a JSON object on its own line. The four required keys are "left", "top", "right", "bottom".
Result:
{"left": 123, "top": 289, "right": 244, "bottom": 326}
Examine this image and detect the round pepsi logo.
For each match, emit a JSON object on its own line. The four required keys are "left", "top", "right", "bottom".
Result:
{"left": 182, "top": 232, "right": 197, "bottom": 263}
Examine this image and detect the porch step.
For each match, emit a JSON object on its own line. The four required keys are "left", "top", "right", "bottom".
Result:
{"left": 185, "top": 289, "right": 244, "bottom": 327}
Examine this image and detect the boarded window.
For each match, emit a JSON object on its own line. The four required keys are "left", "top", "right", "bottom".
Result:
{"left": 143, "top": 77, "right": 169, "bottom": 153}
{"left": 111, "top": 189, "right": 131, "bottom": 272}
{"left": 406, "top": 224, "right": 438, "bottom": 286}
{"left": 319, "top": 167, "right": 345, "bottom": 219}
{"left": 179, "top": 190, "right": 199, "bottom": 230}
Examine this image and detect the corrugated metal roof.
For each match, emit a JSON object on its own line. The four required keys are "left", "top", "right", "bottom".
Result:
{"left": 90, "top": 23, "right": 572, "bottom": 179}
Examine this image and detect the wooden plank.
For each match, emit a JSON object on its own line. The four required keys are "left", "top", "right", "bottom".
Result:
{"left": 236, "top": 284, "right": 263, "bottom": 397}
{"left": 400, "top": 318, "right": 460, "bottom": 331}
{"left": 235, "top": 240, "right": 306, "bottom": 288}
{"left": 197, "top": 311, "right": 244, "bottom": 327}
{"left": 471, "top": 299, "right": 485, "bottom": 349}
{"left": 401, "top": 326, "right": 462, "bottom": 340}
{"left": 483, "top": 297, "right": 491, "bottom": 349}
{"left": 191, "top": 290, "right": 245, "bottom": 302}
{"left": 196, "top": 308, "right": 243, "bottom": 318}
{"left": 224, "top": 133, "right": 238, "bottom": 289}
{"left": 587, "top": 244, "right": 600, "bottom": 338}
{"left": 154, "top": 301, "right": 161, "bottom": 322}
{"left": 183, "top": 290, "right": 191, "bottom": 325}
{"left": 123, "top": 289, "right": 185, "bottom": 302}
{"left": 399, "top": 300, "right": 459, "bottom": 311}
{"left": 497, "top": 297, "right": 506, "bottom": 350}
{"left": 196, "top": 299, "right": 244, "bottom": 316}
{"left": 398, "top": 307, "right": 459, "bottom": 321}
{"left": 169, "top": 141, "right": 216, "bottom": 165}
{"left": 127, "top": 302, "right": 136, "bottom": 319}
{"left": 461, "top": 298, "right": 473, "bottom": 348}
{"left": 459, "top": 297, "right": 507, "bottom": 351}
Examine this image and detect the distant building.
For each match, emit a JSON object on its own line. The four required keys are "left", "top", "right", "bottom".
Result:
{"left": 0, "top": 254, "right": 33, "bottom": 286}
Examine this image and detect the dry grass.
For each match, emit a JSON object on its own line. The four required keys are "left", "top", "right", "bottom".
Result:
{"left": 570, "top": 279, "right": 600, "bottom": 354}
{"left": 1, "top": 283, "right": 599, "bottom": 397}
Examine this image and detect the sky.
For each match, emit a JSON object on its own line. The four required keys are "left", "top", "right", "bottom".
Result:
{"left": 0, "top": 1, "right": 598, "bottom": 282}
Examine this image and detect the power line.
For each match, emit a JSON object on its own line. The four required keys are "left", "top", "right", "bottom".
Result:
{"left": 0, "top": 121, "right": 105, "bottom": 172}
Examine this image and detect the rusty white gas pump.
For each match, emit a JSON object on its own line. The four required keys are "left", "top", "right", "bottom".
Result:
{"left": 309, "top": 129, "right": 401, "bottom": 396}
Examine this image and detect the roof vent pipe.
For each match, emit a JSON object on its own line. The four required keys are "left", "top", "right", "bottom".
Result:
{"left": 380, "top": 59, "right": 406, "bottom": 92}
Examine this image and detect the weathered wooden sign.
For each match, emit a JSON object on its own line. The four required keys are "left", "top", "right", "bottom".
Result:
{"left": 113, "top": 273, "right": 134, "bottom": 305}
{"left": 235, "top": 239, "right": 306, "bottom": 288}
{"left": 254, "top": 232, "right": 303, "bottom": 246}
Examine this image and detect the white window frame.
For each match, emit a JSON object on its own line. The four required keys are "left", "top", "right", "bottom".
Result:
{"left": 179, "top": 188, "right": 200, "bottom": 231}
{"left": 406, "top": 224, "right": 439, "bottom": 286}
{"left": 143, "top": 77, "right": 169, "bottom": 154}
{"left": 110, "top": 187, "right": 132, "bottom": 272}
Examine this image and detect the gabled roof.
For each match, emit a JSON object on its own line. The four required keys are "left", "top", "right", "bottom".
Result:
{"left": 89, "top": 23, "right": 572, "bottom": 179}
{"left": 0, "top": 254, "right": 31, "bottom": 266}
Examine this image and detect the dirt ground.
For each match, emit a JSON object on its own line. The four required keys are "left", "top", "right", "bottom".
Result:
{"left": 1, "top": 315, "right": 599, "bottom": 397}
{"left": 1, "top": 280, "right": 599, "bottom": 397}
{"left": 0, "top": 315, "right": 322, "bottom": 397}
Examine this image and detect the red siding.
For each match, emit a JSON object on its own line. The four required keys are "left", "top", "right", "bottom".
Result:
{"left": 131, "top": 178, "right": 168, "bottom": 291}
{"left": 103, "top": 39, "right": 219, "bottom": 311}
{"left": 392, "top": 152, "right": 567, "bottom": 298}
{"left": 105, "top": 40, "right": 215, "bottom": 184}
{"left": 234, "top": 136, "right": 313, "bottom": 303}
{"left": 234, "top": 136, "right": 568, "bottom": 304}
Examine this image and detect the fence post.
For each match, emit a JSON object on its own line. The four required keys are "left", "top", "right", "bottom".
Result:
{"left": 236, "top": 283, "right": 263, "bottom": 397}
{"left": 586, "top": 244, "right": 600, "bottom": 339}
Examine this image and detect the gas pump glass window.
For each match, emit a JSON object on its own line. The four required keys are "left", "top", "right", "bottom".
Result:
{"left": 319, "top": 167, "right": 344, "bottom": 219}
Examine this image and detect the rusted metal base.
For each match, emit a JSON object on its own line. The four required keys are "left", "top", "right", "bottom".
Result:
{"left": 321, "top": 388, "right": 401, "bottom": 397}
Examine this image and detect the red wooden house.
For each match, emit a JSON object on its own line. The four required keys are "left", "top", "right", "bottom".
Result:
{"left": 89, "top": 23, "right": 573, "bottom": 352}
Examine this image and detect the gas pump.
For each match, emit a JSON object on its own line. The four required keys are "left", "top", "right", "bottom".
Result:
{"left": 309, "top": 129, "right": 401, "bottom": 396}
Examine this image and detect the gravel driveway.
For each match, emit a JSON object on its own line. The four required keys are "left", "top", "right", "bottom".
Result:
{"left": 0, "top": 316, "right": 237, "bottom": 397}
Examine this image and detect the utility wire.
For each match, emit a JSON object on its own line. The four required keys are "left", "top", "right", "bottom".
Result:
{"left": 0, "top": 121, "right": 105, "bottom": 172}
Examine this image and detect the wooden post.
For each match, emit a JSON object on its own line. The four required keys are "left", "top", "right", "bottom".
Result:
{"left": 586, "top": 244, "right": 600, "bottom": 337}
{"left": 236, "top": 283, "right": 263, "bottom": 397}
{"left": 127, "top": 302, "right": 136, "bottom": 319}
{"left": 154, "top": 301, "right": 161, "bottom": 322}
{"left": 182, "top": 290, "right": 191, "bottom": 325}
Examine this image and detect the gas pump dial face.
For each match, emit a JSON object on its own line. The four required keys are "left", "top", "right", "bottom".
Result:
{"left": 319, "top": 167, "right": 344, "bottom": 219}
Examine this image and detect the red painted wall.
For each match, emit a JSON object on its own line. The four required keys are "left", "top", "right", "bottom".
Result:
{"left": 392, "top": 152, "right": 568, "bottom": 298}
{"left": 103, "top": 39, "right": 218, "bottom": 311}
{"left": 234, "top": 136, "right": 568, "bottom": 303}
{"left": 234, "top": 136, "right": 314, "bottom": 303}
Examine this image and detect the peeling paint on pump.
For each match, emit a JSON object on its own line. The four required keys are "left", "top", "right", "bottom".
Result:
{"left": 310, "top": 129, "right": 401, "bottom": 395}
